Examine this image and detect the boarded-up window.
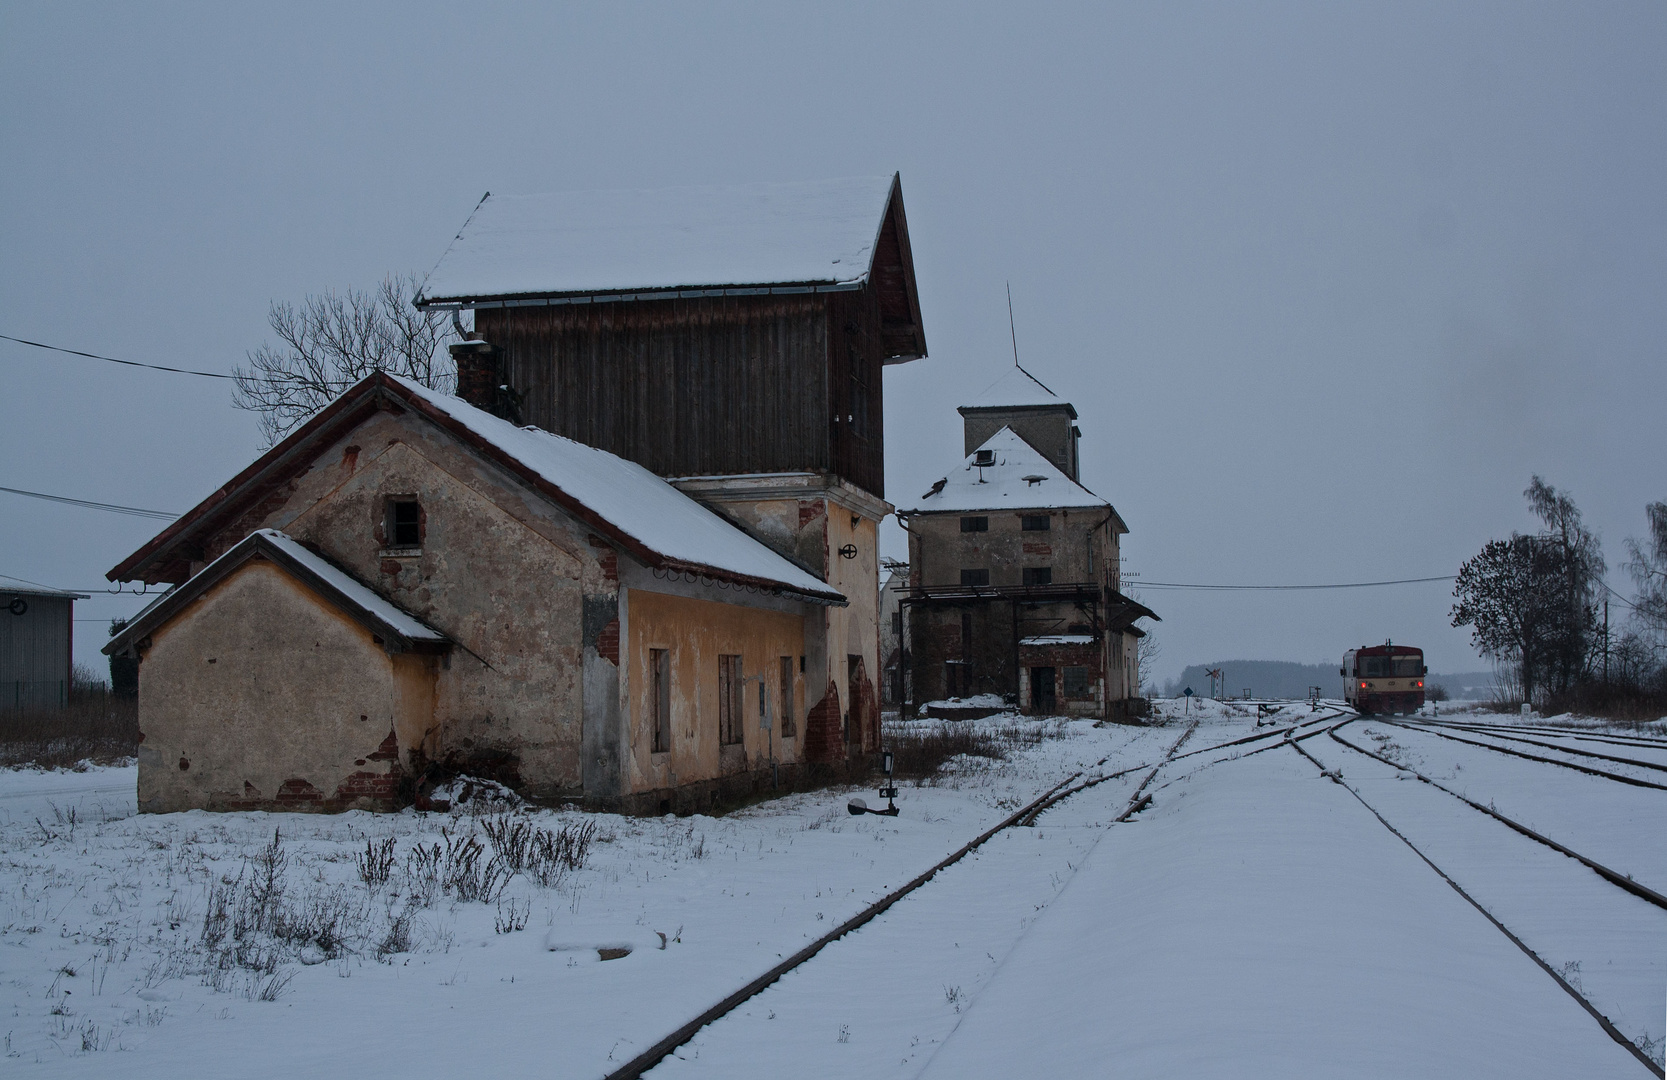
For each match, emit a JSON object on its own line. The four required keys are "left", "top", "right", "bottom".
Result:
{"left": 651, "top": 648, "right": 671, "bottom": 753}
{"left": 960, "top": 516, "right": 988, "bottom": 532}
{"left": 960, "top": 568, "right": 989, "bottom": 587}
{"left": 779, "top": 656, "right": 796, "bottom": 737}
{"left": 1063, "top": 666, "right": 1090, "bottom": 697}
{"left": 1023, "top": 566, "right": 1053, "bottom": 587}
{"left": 718, "top": 654, "right": 743, "bottom": 745}
{"left": 1021, "top": 514, "right": 1051, "bottom": 532}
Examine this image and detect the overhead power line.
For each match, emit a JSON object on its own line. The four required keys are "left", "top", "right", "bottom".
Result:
{"left": 0, "top": 332, "right": 236, "bottom": 380}
{"left": 1, "top": 485, "right": 179, "bottom": 520}
{"left": 1133, "top": 575, "right": 1457, "bottom": 591}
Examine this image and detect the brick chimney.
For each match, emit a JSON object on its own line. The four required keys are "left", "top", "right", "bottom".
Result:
{"left": 450, "top": 339, "right": 499, "bottom": 411}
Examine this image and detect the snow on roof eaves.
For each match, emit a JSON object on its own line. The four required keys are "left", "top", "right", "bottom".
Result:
{"left": 104, "top": 530, "right": 448, "bottom": 658}
{"left": 419, "top": 176, "right": 897, "bottom": 305}
{"left": 899, "top": 427, "right": 1109, "bottom": 514}
{"left": 392, "top": 378, "right": 845, "bottom": 604}
{"left": 0, "top": 575, "right": 89, "bottom": 600}
{"left": 253, "top": 531, "right": 446, "bottom": 643}
{"left": 961, "top": 367, "right": 1067, "bottom": 410}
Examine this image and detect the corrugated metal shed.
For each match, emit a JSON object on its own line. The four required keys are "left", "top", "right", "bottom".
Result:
{"left": 1, "top": 576, "right": 89, "bottom": 711}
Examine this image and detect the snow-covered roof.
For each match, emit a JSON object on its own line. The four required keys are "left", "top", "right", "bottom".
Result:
{"left": 390, "top": 378, "right": 844, "bottom": 604}
{"left": 961, "top": 367, "right": 1070, "bottom": 410}
{"left": 418, "top": 176, "right": 899, "bottom": 305}
{"left": 0, "top": 574, "right": 88, "bottom": 600}
{"left": 105, "top": 530, "right": 449, "bottom": 658}
{"left": 899, "top": 427, "right": 1110, "bottom": 514}
{"left": 253, "top": 531, "right": 446, "bottom": 642}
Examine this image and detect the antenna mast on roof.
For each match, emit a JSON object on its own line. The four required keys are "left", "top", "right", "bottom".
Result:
{"left": 1007, "top": 282, "right": 1020, "bottom": 369}
{"left": 1005, "top": 282, "right": 1057, "bottom": 396}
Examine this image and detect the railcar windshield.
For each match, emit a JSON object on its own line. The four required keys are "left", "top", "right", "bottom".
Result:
{"left": 1359, "top": 654, "right": 1423, "bottom": 678}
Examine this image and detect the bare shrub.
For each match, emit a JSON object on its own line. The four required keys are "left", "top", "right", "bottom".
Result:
{"left": 494, "top": 897, "right": 530, "bottom": 934}
{"left": 883, "top": 722, "right": 1008, "bottom": 780}
{"left": 0, "top": 694, "right": 138, "bottom": 768}
{"left": 483, "top": 815, "right": 597, "bottom": 888}
{"left": 355, "top": 837, "right": 396, "bottom": 890}
{"left": 403, "top": 826, "right": 512, "bottom": 904}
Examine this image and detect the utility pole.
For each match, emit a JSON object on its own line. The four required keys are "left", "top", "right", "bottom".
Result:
{"left": 1603, "top": 598, "right": 1610, "bottom": 695}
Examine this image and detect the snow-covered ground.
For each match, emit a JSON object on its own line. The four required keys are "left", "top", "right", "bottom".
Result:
{"left": 2, "top": 704, "right": 1661, "bottom": 1077}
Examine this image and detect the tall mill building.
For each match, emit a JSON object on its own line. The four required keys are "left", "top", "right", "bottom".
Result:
{"left": 898, "top": 368, "right": 1156, "bottom": 718}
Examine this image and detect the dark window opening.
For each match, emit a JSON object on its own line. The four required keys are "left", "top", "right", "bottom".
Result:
{"left": 779, "top": 656, "right": 796, "bottom": 737}
{"left": 1063, "top": 666, "right": 1090, "bottom": 697}
{"left": 651, "top": 648, "right": 671, "bottom": 753}
{"left": 1030, "top": 666, "right": 1057, "bottom": 712}
{"left": 1023, "top": 566, "right": 1053, "bottom": 587}
{"left": 1021, "top": 515, "right": 1052, "bottom": 532}
{"left": 891, "top": 611, "right": 903, "bottom": 637}
{"left": 945, "top": 660, "right": 968, "bottom": 698}
{"left": 960, "top": 516, "right": 988, "bottom": 533}
{"left": 960, "top": 568, "right": 990, "bottom": 587}
{"left": 387, "top": 498, "right": 421, "bottom": 547}
{"left": 718, "top": 654, "right": 743, "bottom": 745}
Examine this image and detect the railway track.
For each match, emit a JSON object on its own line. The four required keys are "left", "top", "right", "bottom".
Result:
{"left": 1370, "top": 717, "right": 1667, "bottom": 792}
{"left": 610, "top": 708, "right": 1647, "bottom": 1079}
{"left": 1434, "top": 718, "right": 1667, "bottom": 751}
{"left": 1325, "top": 722, "right": 1667, "bottom": 910}
{"left": 1400, "top": 719, "right": 1667, "bottom": 775}
{"left": 606, "top": 715, "right": 1354, "bottom": 1080}
{"left": 1286, "top": 728, "right": 1666, "bottom": 1078}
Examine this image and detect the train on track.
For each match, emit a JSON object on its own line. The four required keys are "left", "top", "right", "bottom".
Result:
{"left": 1342, "top": 641, "right": 1426, "bottom": 715}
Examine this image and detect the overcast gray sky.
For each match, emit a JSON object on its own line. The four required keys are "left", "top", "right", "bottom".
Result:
{"left": 3, "top": 2, "right": 1663, "bottom": 686}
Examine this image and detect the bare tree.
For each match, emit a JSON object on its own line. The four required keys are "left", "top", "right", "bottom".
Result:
{"left": 1135, "top": 628, "right": 1162, "bottom": 697}
{"left": 1523, "top": 476, "right": 1604, "bottom": 694}
{"left": 1625, "top": 501, "right": 1667, "bottom": 636}
{"left": 233, "top": 274, "right": 459, "bottom": 446}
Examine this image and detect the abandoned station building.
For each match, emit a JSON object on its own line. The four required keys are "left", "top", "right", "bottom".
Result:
{"left": 106, "top": 175, "right": 926, "bottom": 814}
{"left": 898, "top": 368, "right": 1156, "bottom": 718}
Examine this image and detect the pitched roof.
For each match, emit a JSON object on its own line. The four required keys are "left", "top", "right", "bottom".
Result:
{"left": 418, "top": 176, "right": 899, "bottom": 306}
{"left": 105, "top": 530, "right": 449, "bottom": 658}
{"left": 899, "top": 427, "right": 1119, "bottom": 519}
{"left": 0, "top": 574, "right": 88, "bottom": 600}
{"left": 107, "top": 374, "right": 846, "bottom": 606}
{"left": 961, "top": 366, "right": 1071, "bottom": 410}
{"left": 389, "top": 378, "right": 844, "bottom": 603}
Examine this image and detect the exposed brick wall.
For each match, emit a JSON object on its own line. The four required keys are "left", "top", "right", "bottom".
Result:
{"left": 596, "top": 617, "right": 620, "bottom": 665}
{"left": 802, "top": 678, "right": 844, "bottom": 763}
{"left": 854, "top": 667, "right": 880, "bottom": 751}
{"left": 275, "top": 777, "right": 323, "bottom": 805}
{"left": 798, "top": 499, "right": 825, "bottom": 530}
{"left": 366, "top": 728, "right": 400, "bottom": 761}
{"left": 587, "top": 535, "right": 619, "bottom": 582}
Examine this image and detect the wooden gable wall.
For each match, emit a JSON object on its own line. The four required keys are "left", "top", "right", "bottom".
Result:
{"left": 475, "top": 286, "right": 888, "bottom": 498}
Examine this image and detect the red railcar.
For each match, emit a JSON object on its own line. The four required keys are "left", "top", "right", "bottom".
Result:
{"left": 1342, "top": 642, "right": 1426, "bottom": 715}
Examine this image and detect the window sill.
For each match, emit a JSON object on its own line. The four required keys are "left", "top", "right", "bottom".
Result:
{"left": 379, "top": 547, "right": 422, "bottom": 559}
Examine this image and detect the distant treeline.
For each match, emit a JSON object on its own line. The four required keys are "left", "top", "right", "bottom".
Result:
{"left": 1162, "top": 661, "right": 1495, "bottom": 700}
